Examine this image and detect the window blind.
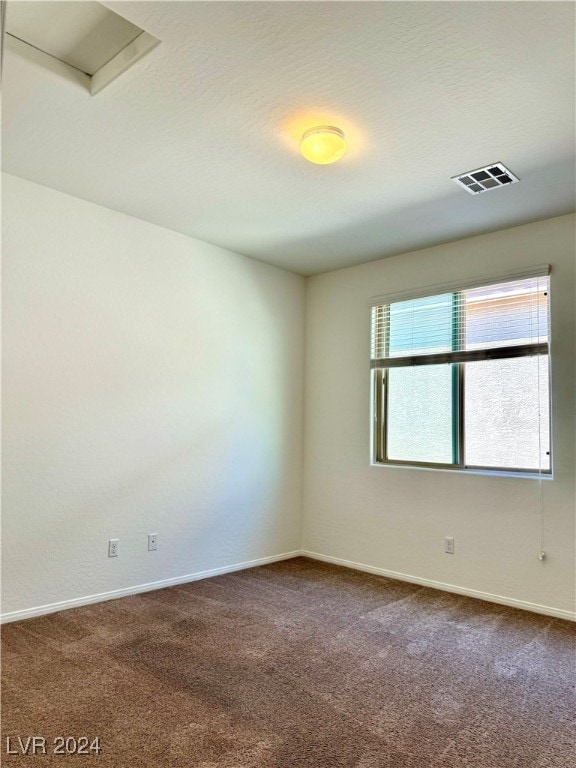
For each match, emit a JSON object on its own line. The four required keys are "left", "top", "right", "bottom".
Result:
{"left": 371, "top": 274, "right": 550, "bottom": 369}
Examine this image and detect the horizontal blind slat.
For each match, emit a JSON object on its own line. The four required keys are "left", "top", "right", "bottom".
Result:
{"left": 371, "top": 275, "right": 550, "bottom": 365}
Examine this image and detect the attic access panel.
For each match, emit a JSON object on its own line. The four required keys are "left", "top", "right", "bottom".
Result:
{"left": 4, "top": 1, "right": 159, "bottom": 95}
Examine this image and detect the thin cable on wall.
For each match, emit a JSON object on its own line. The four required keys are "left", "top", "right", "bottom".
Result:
{"left": 537, "top": 276, "right": 546, "bottom": 561}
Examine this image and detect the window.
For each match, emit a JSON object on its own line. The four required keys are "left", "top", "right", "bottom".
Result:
{"left": 371, "top": 272, "right": 551, "bottom": 474}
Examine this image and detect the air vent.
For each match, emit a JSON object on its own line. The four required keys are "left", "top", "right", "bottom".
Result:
{"left": 4, "top": 1, "right": 160, "bottom": 96}
{"left": 452, "top": 163, "right": 519, "bottom": 195}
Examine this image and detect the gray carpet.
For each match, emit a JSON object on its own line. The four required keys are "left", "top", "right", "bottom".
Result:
{"left": 2, "top": 557, "right": 575, "bottom": 766}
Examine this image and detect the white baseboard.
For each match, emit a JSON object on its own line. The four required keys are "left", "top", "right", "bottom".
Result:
{"left": 4, "top": 549, "right": 573, "bottom": 624}
{"left": 0, "top": 550, "right": 302, "bottom": 624}
{"left": 302, "top": 550, "right": 576, "bottom": 622}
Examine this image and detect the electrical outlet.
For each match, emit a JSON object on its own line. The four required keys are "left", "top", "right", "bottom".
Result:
{"left": 148, "top": 533, "right": 158, "bottom": 551}
{"left": 444, "top": 537, "right": 455, "bottom": 554}
{"left": 108, "top": 538, "right": 119, "bottom": 557}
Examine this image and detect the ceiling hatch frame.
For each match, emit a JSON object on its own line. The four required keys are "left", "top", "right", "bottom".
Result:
{"left": 3, "top": 3, "right": 159, "bottom": 96}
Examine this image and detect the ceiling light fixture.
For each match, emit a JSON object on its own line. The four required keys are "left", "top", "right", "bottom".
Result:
{"left": 300, "top": 126, "right": 347, "bottom": 165}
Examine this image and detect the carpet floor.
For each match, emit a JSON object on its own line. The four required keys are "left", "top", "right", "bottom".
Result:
{"left": 1, "top": 557, "right": 575, "bottom": 767}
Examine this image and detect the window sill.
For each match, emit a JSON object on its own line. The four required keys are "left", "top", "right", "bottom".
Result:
{"left": 370, "top": 462, "right": 553, "bottom": 480}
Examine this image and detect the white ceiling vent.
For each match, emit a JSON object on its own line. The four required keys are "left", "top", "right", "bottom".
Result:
{"left": 4, "top": 1, "right": 159, "bottom": 95}
{"left": 452, "top": 163, "right": 519, "bottom": 195}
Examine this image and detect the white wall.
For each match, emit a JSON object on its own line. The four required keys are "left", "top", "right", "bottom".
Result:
{"left": 303, "top": 214, "right": 576, "bottom": 616}
{"left": 1, "top": 173, "right": 305, "bottom": 617}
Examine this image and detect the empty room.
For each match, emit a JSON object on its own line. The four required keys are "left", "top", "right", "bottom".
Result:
{"left": 1, "top": 1, "right": 575, "bottom": 766}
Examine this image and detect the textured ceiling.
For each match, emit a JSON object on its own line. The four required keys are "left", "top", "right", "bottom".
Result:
{"left": 3, "top": 1, "right": 575, "bottom": 275}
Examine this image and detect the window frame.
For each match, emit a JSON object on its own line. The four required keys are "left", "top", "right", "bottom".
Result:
{"left": 371, "top": 276, "right": 552, "bottom": 476}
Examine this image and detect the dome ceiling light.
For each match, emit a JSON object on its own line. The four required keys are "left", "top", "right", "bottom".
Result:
{"left": 300, "top": 126, "right": 347, "bottom": 165}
